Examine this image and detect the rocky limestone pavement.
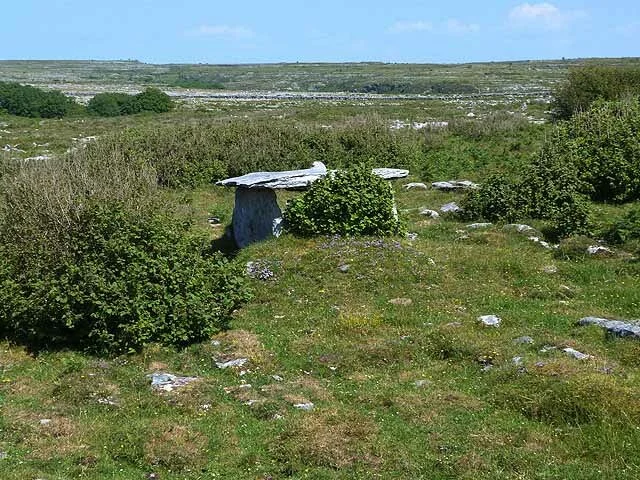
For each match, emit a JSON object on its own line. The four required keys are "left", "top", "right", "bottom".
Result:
{"left": 148, "top": 372, "right": 200, "bottom": 392}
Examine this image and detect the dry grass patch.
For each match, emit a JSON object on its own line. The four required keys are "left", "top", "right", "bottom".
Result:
{"left": 273, "top": 408, "right": 380, "bottom": 471}
{"left": 144, "top": 423, "right": 208, "bottom": 471}
{"left": 212, "top": 329, "right": 272, "bottom": 369}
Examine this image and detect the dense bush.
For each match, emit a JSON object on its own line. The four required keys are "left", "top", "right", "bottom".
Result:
{"left": 283, "top": 166, "right": 403, "bottom": 237}
{"left": 87, "top": 92, "right": 134, "bottom": 116}
{"left": 462, "top": 98, "right": 640, "bottom": 237}
{"left": 603, "top": 206, "right": 640, "bottom": 245}
{"left": 552, "top": 65, "right": 640, "bottom": 120}
{"left": 87, "top": 88, "right": 174, "bottom": 117}
{"left": 0, "top": 81, "right": 75, "bottom": 118}
{"left": 0, "top": 150, "right": 248, "bottom": 354}
{"left": 555, "top": 99, "right": 640, "bottom": 203}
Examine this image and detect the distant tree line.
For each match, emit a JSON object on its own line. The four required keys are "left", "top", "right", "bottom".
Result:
{"left": 0, "top": 82, "right": 174, "bottom": 119}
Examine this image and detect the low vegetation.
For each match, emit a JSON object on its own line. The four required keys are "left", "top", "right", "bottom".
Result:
{"left": 87, "top": 88, "right": 174, "bottom": 117}
{"left": 0, "top": 60, "right": 639, "bottom": 479}
{"left": 0, "top": 81, "right": 76, "bottom": 118}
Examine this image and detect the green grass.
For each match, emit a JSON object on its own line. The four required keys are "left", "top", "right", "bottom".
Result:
{"left": 1, "top": 180, "right": 639, "bottom": 479}
{"left": 1, "top": 60, "right": 640, "bottom": 478}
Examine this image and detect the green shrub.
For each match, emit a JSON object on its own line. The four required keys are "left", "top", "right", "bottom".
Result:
{"left": 460, "top": 173, "right": 522, "bottom": 222}
{"left": 128, "top": 87, "right": 174, "bottom": 114}
{"left": 0, "top": 81, "right": 75, "bottom": 118}
{"left": 87, "top": 92, "right": 133, "bottom": 116}
{"left": 283, "top": 166, "right": 403, "bottom": 237}
{"left": 557, "top": 99, "right": 640, "bottom": 203}
{"left": 603, "top": 206, "right": 640, "bottom": 245}
{"left": 0, "top": 150, "right": 248, "bottom": 354}
{"left": 552, "top": 65, "right": 640, "bottom": 120}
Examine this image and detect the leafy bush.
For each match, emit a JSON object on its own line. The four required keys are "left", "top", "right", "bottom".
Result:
{"left": 603, "top": 206, "right": 640, "bottom": 245}
{"left": 0, "top": 150, "right": 248, "bottom": 354}
{"left": 283, "top": 166, "right": 403, "bottom": 237}
{"left": 87, "top": 88, "right": 174, "bottom": 117}
{"left": 555, "top": 99, "right": 640, "bottom": 203}
{"left": 87, "top": 92, "right": 133, "bottom": 116}
{"left": 552, "top": 65, "right": 640, "bottom": 120}
{"left": 0, "top": 81, "right": 75, "bottom": 118}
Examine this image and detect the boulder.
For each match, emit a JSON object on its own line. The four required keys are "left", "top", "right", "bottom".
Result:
{"left": 440, "top": 202, "right": 462, "bottom": 214}
{"left": 578, "top": 317, "right": 640, "bottom": 339}
{"left": 432, "top": 180, "right": 479, "bottom": 191}
{"left": 404, "top": 182, "right": 428, "bottom": 190}
{"left": 420, "top": 209, "right": 440, "bottom": 219}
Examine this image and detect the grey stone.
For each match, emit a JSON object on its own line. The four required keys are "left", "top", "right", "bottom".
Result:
{"left": 404, "top": 182, "right": 428, "bottom": 190}
{"left": 478, "top": 315, "right": 501, "bottom": 327}
{"left": 39, "top": 418, "right": 52, "bottom": 426}
{"left": 148, "top": 372, "right": 200, "bottom": 392}
{"left": 406, "top": 232, "right": 418, "bottom": 241}
{"left": 542, "top": 265, "right": 558, "bottom": 274}
{"left": 0, "top": 451, "right": 7, "bottom": 460}
{"left": 420, "top": 209, "right": 440, "bottom": 219}
{"left": 563, "top": 347, "right": 593, "bottom": 360}
{"left": 97, "top": 396, "right": 119, "bottom": 406}
{"left": 232, "top": 188, "right": 282, "bottom": 248}
{"left": 415, "top": 379, "right": 432, "bottom": 388}
{"left": 293, "top": 402, "right": 315, "bottom": 411}
{"left": 467, "top": 223, "right": 492, "bottom": 229}
{"left": 440, "top": 202, "right": 462, "bottom": 214}
{"left": 217, "top": 161, "right": 327, "bottom": 190}
{"left": 514, "top": 336, "right": 534, "bottom": 345}
{"left": 587, "top": 245, "right": 613, "bottom": 255}
{"left": 504, "top": 224, "right": 537, "bottom": 235}
{"left": 432, "top": 180, "right": 479, "bottom": 191}
{"left": 338, "top": 264, "right": 350, "bottom": 273}
{"left": 372, "top": 168, "right": 409, "bottom": 179}
{"left": 512, "top": 356, "right": 524, "bottom": 366}
{"left": 578, "top": 317, "right": 640, "bottom": 339}
{"left": 216, "top": 358, "right": 249, "bottom": 369}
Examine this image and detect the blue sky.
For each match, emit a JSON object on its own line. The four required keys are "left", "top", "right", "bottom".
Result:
{"left": 1, "top": 1, "right": 638, "bottom": 63}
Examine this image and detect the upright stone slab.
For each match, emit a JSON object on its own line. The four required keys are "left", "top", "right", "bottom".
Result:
{"left": 233, "top": 187, "right": 282, "bottom": 248}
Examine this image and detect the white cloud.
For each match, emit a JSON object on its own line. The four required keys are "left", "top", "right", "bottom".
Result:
{"left": 187, "top": 25, "right": 255, "bottom": 39}
{"left": 387, "top": 21, "right": 433, "bottom": 34}
{"left": 445, "top": 19, "right": 480, "bottom": 34}
{"left": 508, "top": 3, "right": 585, "bottom": 30}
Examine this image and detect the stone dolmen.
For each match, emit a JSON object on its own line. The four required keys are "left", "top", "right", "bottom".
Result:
{"left": 217, "top": 162, "right": 408, "bottom": 247}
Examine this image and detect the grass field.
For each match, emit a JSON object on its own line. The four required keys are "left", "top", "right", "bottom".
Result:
{"left": 1, "top": 59, "right": 640, "bottom": 479}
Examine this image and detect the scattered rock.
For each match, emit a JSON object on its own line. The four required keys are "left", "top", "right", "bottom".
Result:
{"left": 404, "top": 182, "right": 428, "bottom": 190}
{"left": 0, "top": 451, "right": 7, "bottom": 460}
{"left": 97, "top": 396, "right": 119, "bottom": 406}
{"left": 563, "top": 347, "right": 593, "bottom": 360}
{"left": 389, "top": 298, "right": 413, "bottom": 306}
{"left": 535, "top": 361, "right": 546, "bottom": 368}
{"left": 587, "top": 245, "right": 614, "bottom": 256}
{"left": 406, "top": 232, "right": 418, "bottom": 241}
{"left": 148, "top": 373, "right": 200, "bottom": 392}
{"left": 371, "top": 168, "right": 410, "bottom": 180}
{"left": 466, "top": 223, "right": 492, "bottom": 229}
{"left": 440, "top": 202, "right": 462, "bottom": 214}
{"left": 420, "top": 209, "right": 440, "bottom": 219}
{"left": 272, "top": 375, "right": 284, "bottom": 382}
{"left": 208, "top": 216, "right": 222, "bottom": 226}
{"left": 246, "top": 260, "right": 275, "bottom": 280}
{"left": 467, "top": 112, "right": 476, "bottom": 118}
{"left": 211, "top": 340, "right": 222, "bottom": 347}
{"left": 528, "top": 236, "right": 558, "bottom": 249}
{"left": 39, "top": 418, "right": 52, "bottom": 426}
{"left": 432, "top": 180, "right": 479, "bottom": 191}
{"left": 578, "top": 317, "right": 640, "bottom": 339}
{"left": 512, "top": 356, "right": 523, "bottom": 366}
{"left": 415, "top": 379, "right": 432, "bottom": 388}
{"left": 542, "top": 265, "right": 558, "bottom": 274}
{"left": 338, "top": 264, "right": 350, "bottom": 273}
{"left": 514, "top": 336, "right": 534, "bottom": 345}
{"left": 216, "top": 358, "right": 249, "bottom": 369}
{"left": 504, "top": 224, "right": 537, "bottom": 235}
{"left": 293, "top": 402, "right": 315, "bottom": 411}
{"left": 539, "top": 345, "right": 556, "bottom": 353}
{"left": 478, "top": 315, "right": 501, "bottom": 327}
